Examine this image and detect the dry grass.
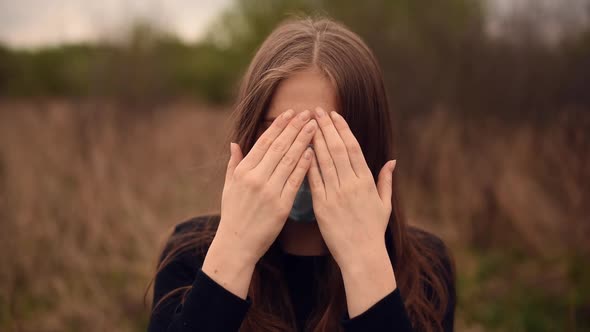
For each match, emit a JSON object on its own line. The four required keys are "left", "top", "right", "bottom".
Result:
{"left": 0, "top": 99, "right": 588, "bottom": 332}
{"left": 0, "top": 99, "right": 230, "bottom": 332}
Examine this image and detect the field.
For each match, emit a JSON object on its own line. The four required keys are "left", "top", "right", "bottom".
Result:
{"left": 0, "top": 99, "right": 588, "bottom": 332}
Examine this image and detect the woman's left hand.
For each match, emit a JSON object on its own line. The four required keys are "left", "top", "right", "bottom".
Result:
{"left": 307, "top": 106, "right": 397, "bottom": 317}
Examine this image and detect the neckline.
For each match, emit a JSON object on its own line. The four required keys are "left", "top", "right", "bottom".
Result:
{"left": 280, "top": 249, "right": 330, "bottom": 260}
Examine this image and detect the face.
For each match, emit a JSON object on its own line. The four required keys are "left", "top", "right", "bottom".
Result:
{"left": 258, "top": 67, "right": 339, "bottom": 135}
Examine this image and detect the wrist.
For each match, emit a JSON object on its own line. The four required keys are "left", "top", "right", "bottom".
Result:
{"left": 201, "top": 234, "right": 257, "bottom": 299}
{"left": 339, "top": 244, "right": 396, "bottom": 288}
{"left": 212, "top": 226, "right": 260, "bottom": 267}
{"left": 339, "top": 244, "right": 397, "bottom": 318}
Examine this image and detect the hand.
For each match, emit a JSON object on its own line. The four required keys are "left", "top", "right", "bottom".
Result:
{"left": 307, "top": 106, "right": 396, "bottom": 270}
{"left": 202, "top": 109, "right": 317, "bottom": 298}
{"left": 307, "top": 106, "right": 397, "bottom": 316}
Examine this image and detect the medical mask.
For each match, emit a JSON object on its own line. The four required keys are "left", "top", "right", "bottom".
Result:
{"left": 288, "top": 175, "right": 316, "bottom": 223}
{"left": 288, "top": 145, "right": 319, "bottom": 223}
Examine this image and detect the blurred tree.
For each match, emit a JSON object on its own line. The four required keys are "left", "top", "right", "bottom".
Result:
{"left": 0, "top": 0, "right": 588, "bottom": 122}
{"left": 201, "top": 0, "right": 486, "bottom": 116}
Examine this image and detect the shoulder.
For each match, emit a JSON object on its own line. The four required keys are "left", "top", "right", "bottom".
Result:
{"left": 158, "top": 214, "right": 222, "bottom": 267}
{"left": 407, "top": 226, "right": 450, "bottom": 251}
{"left": 407, "top": 226, "right": 457, "bottom": 314}
{"left": 408, "top": 226, "right": 453, "bottom": 265}
{"left": 171, "top": 214, "right": 221, "bottom": 237}
{"left": 151, "top": 215, "right": 222, "bottom": 310}
{"left": 407, "top": 226, "right": 456, "bottom": 290}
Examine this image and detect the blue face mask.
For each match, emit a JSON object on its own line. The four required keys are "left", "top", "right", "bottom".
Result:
{"left": 288, "top": 175, "right": 316, "bottom": 223}
{"left": 288, "top": 145, "right": 319, "bottom": 223}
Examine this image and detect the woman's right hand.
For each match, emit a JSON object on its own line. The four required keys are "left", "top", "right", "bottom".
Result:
{"left": 202, "top": 109, "right": 317, "bottom": 298}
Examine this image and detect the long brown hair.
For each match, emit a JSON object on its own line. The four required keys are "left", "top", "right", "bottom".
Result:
{"left": 152, "top": 16, "right": 454, "bottom": 332}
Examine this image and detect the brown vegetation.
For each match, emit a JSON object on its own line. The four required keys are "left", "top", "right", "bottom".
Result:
{"left": 0, "top": 99, "right": 588, "bottom": 331}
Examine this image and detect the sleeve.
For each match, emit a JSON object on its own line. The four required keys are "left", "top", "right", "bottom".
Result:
{"left": 442, "top": 290, "right": 456, "bottom": 332}
{"left": 147, "top": 228, "right": 251, "bottom": 332}
{"left": 340, "top": 288, "right": 414, "bottom": 332}
{"left": 340, "top": 230, "right": 457, "bottom": 332}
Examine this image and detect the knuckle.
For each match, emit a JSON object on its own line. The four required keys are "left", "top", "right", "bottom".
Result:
{"left": 280, "top": 154, "right": 295, "bottom": 167}
{"left": 350, "top": 144, "right": 362, "bottom": 156}
{"left": 298, "top": 158, "right": 311, "bottom": 170}
{"left": 260, "top": 186, "right": 275, "bottom": 200}
{"left": 309, "top": 178, "right": 323, "bottom": 189}
{"left": 332, "top": 143, "right": 346, "bottom": 155}
{"left": 270, "top": 141, "right": 286, "bottom": 153}
{"left": 243, "top": 174, "right": 263, "bottom": 189}
{"left": 288, "top": 121, "right": 302, "bottom": 131}
{"left": 323, "top": 160, "right": 335, "bottom": 171}
{"left": 286, "top": 176, "right": 300, "bottom": 188}
{"left": 257, "top": 136, "right": 272, "bottom": 149}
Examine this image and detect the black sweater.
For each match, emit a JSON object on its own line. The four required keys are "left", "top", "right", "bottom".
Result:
{"left": 148, "top": 215, "right": 456, "bottom": 332}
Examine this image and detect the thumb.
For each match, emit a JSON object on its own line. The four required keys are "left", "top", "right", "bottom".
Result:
{"left": 376, "top": 160, "right": 396, "bottom": 210}
{"left": 226, "top": 142, "right": 243, "bottom": 183}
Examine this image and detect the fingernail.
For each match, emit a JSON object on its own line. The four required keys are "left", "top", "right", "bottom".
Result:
{"left": 283, "top": 109, "right": 294, "bottom": 120}
{"left": 315, "top": 107, "right": 325, "bottom": 118}
{"left": 298, "top": 110, "right": 310, "bottom": 121}
{"left": 391, "top": 160, "right": 397, "bottom": 171}
{"left": 304, "top": 148, "right": 313, "bottom": 159}
{"left": 330, "top": 111, "right": 339, "bottom": 120}
{"left": 305, "top": 119, "right": 317, "bottom": 133}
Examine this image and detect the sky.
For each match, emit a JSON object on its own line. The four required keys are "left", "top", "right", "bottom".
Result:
{"left": 0, "top": 0, "right": 588, "bottom": 48}
{"left": 486, "top": 0, "right": 589, "bottom": 42}
{"left": 0, "top": 0, "right": 233, "bottom": 48}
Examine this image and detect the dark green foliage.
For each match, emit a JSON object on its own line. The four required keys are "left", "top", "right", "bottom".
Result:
{"left": 0, "top": 0, "right": 587, "bottom": 123}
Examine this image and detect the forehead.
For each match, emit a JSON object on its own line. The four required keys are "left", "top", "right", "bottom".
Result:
{"left": 266, "top": 68, "right": 338, "bottom": 119}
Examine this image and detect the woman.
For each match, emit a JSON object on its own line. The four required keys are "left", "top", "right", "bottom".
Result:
{"left": 148, "top": 17, "right": 455, "bottom": 332}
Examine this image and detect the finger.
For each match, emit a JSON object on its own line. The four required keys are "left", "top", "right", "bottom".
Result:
{"left": 312, "top": 125, "right": 339, "bottom": 189}
{"left": 376, "top": 160, "right": 396, "bottom": 210}
{"left": 255, "top": 110, "right": 312, "bottom": 175}
{"left": 225, "top": 142, "right": 243, "bottom": 183}
{"left": 268, "top": 119, "right": 317, "bottom": 187}
{"left": 240, "top": 109, "right": 294, "bottom": 170}
{"left": 307, "top": 149, "right": 326, "bottom": 200}
{"left": 329, "top": 111, "right": 372, "bottom": 178}
{"left": 313, "top": 107, "right": 356, "bottom": 180}
{"left": 281, "top": 147, "right": 313, "bottom": 200}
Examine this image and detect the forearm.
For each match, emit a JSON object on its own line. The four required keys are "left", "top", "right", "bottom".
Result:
{"left": 340, "top": 244, "right": 397, "bottom": 318}
{"left": 201, "top": 233, "right": 256, "bottom": 300}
